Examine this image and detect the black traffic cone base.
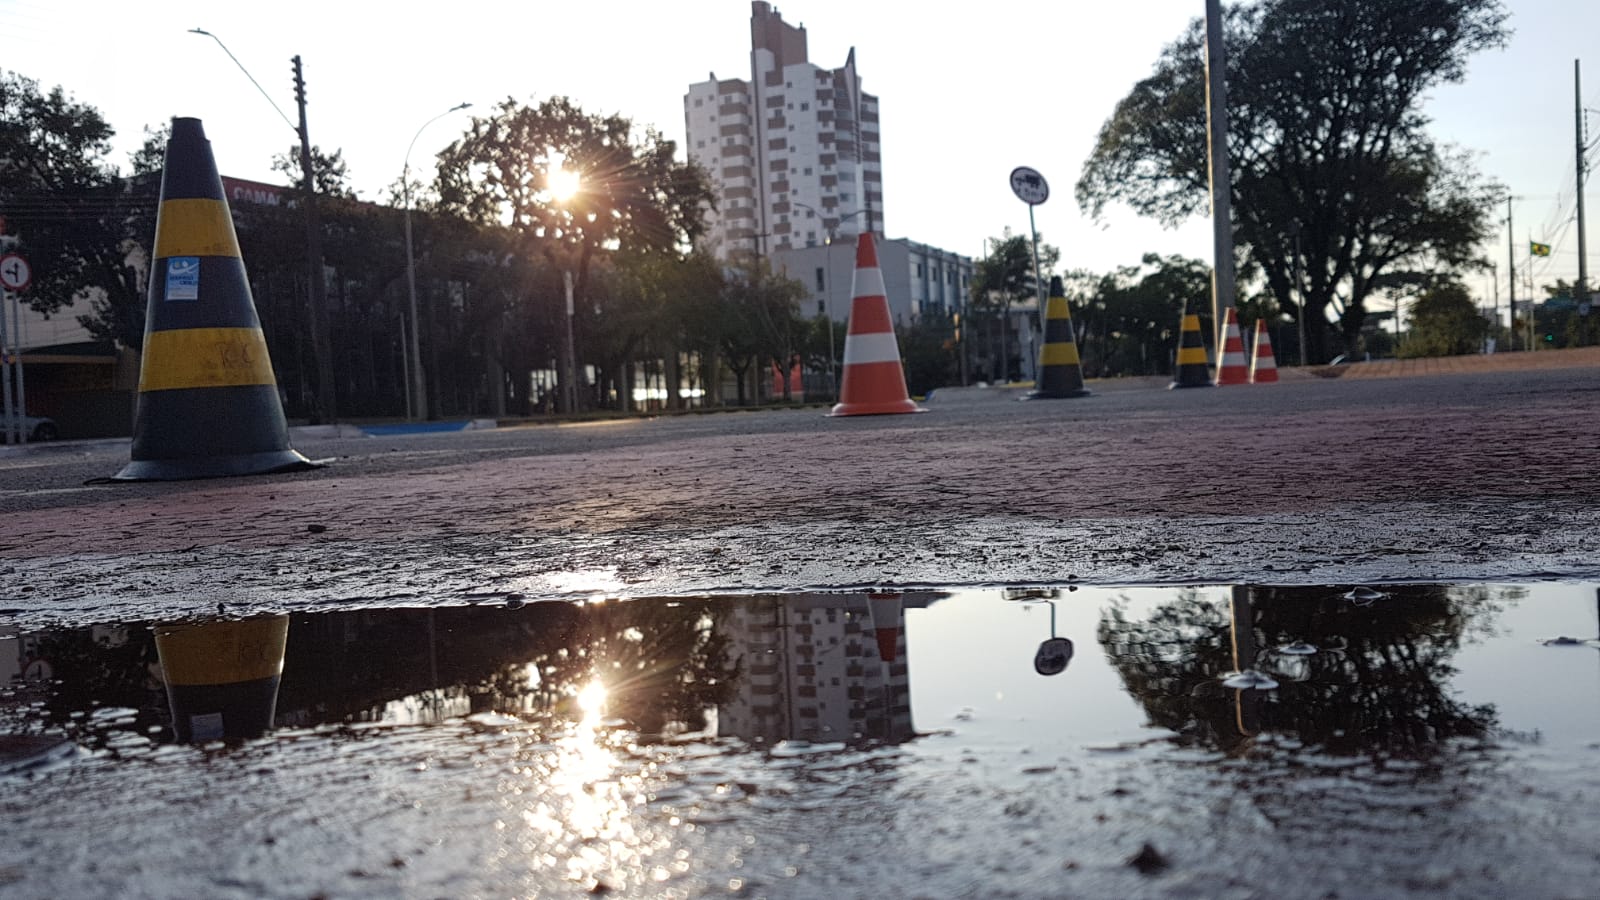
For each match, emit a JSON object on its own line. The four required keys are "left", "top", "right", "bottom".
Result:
{"left": 1021, "top": 385, "right": 1092, "bottom": 400}
{"left": 112, "top": 448, "right": 319, "bottom": 482}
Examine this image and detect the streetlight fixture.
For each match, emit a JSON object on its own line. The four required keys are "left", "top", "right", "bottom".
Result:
{"left": 403, "top": 101, "right": 472, "bottom": 421}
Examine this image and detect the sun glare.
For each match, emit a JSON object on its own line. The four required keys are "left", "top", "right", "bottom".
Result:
{"left": 576, "top": 679, "right": 607, "bottom": 716}
{"left": 549, "top": 165, "right": 581, "bottom": 203}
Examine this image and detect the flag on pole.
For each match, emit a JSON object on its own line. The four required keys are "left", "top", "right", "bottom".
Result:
{"left": 1530, "top": 241, "right": 1552, "bottom": 257}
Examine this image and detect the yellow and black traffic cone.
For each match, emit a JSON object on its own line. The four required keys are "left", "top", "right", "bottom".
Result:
{"left": 112, "top": 117, "right": 317, "bottom": 481}
{"left": 154, "top": 615, "right": 289, "bottom": 743}
{"left": 1169, "top": 310, "right": 1213, "bottom": 389}
{"left": 1023, "top": 276, "right": 1090, "bottom": 400}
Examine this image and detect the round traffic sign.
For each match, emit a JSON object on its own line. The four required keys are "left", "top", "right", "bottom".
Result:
{"left": 0, "top": 253, "right": 31, "bottom": 291}
{"left": 1009, "top": 166, "right": 1049, "bottom": 205}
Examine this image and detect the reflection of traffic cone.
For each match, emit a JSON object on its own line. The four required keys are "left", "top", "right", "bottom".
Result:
{"left": 866, "top": 592, "right": 903, "bottom": 663}
{"left": 112, "top": 117, "right": 316, "bottom": 481}
{"left": 155, "top": 615, "right": 289, "bottom": 742}
{"left": 1249, "top": 319, "right": 1279, "bottom": 383}
{"left": 1169, "top": 311, "right": 1212, "bottom": 389}
{"left": 1214, "top": 308, "right": 1248, "bottom": 385}
{"left": 1023, "top": 276, "right": 1090, "bottom": 400}
{"left": 829, "top": 233, "right": 924, "bottom": 416}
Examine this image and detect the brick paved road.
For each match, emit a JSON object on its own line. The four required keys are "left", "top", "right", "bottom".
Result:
{"left": 3, "top": 351, "right": 1598, "bottom": 628}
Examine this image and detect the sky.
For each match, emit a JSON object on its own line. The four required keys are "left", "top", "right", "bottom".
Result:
{"left": 3, "top": 0, "right": 1597, "bottom": 313}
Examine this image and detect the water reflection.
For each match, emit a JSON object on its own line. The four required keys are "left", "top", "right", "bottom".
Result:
{"left": 0, "top": 592, "right": 941, "bottom": 754}
{"left": 1099, "top": 584, "right": 1511, "bottom": 758}
{"left": 717, "top": 592, "right": 930, "bottom": 745}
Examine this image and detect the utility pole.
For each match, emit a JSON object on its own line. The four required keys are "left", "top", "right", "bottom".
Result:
{"left": 293, "top": 56, "right": 336, "bottom": 422}
{"left": 1204, "top": 0, "right": 1238, "bottom": 353}
{"left": 1576, "top": 60, "right": 1590, "bottom": 333}
{"left": 1507, "top": 197, "right": 1517, "bottom": 351}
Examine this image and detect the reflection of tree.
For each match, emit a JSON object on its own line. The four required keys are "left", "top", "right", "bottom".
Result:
{"left": 1099, "top": 586, "right": 1505, "bottom": 758}
{"left": 30, "top": 628, "right": 165, "bottom": 745}
{"left": 535, "top": 600, "right": 738, "bottom": 738}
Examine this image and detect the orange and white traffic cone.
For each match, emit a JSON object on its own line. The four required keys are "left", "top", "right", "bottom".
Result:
{"left": 829, "top": 233, "right": 925, "bottom": 416}
{"left": 866, "top": 592, "right": 903, "bottom": 663}
{"left": 1214, "top": 308, "right": 1249, "bottom": 385}
{"left": 1249, "top": 319, "right": 1279, "bottom": 383}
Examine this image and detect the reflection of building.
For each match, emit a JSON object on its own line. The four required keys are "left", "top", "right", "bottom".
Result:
{"left": 717, "top": 594, "right": 917, "bottom": 744}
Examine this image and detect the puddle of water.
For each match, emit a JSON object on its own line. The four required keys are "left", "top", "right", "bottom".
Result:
{"left": 4, "top": 584, "right": 1600, "bottom": 897}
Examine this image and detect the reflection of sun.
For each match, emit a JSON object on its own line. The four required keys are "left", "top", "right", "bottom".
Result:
{"left": 577, "top": 679, "right": 607, "bottom": 719}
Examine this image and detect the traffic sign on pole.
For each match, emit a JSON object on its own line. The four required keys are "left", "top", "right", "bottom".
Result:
{"left": 1009, "top": 167, "right": 1049, "bottom": 206}
{"left": 0, "top": 254, "right": 31, "bottom": 292}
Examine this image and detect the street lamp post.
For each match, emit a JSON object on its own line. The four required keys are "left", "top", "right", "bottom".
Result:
{"left": 403, "top": 102, "right": 471, "bottom": 421}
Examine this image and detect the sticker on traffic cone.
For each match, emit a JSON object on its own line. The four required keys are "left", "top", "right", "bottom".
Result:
{"left": 866, "top": 592, "right": 903, "bottom": 663}
{"left": 1249, "top": 319, "right": 1279, "bottom": 383}
{"left": 155, "top": 615, "right": 289, "bottom": 742}
{"left": 112, "top": 117, "right": 317, "bottom": 481}
{"left": 1022, "top": 275, "right": 1090, "bottom": 400}
{"left": 829, "top": 233, "right": 924, "bottom": 416}
{"left": 1169, "top": 310, "right": 1212, "bottom": 389}
{"left": 1214, "top": 308, "right": 1249, "bottom": 385}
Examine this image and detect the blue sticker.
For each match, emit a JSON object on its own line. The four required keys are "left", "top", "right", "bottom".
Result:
{"left": 165, "top": 257, "right": 200, "bottom": 301}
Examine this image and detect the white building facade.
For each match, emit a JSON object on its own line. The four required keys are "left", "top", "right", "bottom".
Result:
{"left": 685, "top": 1, "right": 882, "bottom": 261}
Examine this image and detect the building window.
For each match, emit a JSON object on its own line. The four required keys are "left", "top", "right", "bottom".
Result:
{"left": 800, "top": 102, "right": 809, "bottom": 111}
{"left": 694, "top": 98, "right": 703, "bottom": 107}
{"left": 818, "top": 299, "right": 826, "bottom": 315}
{"left": 816, "top": 267, "right": 826, "bottom": 292}
{"left": 804, "top": 167, "right": 813, "bottom": 176}
{"left": 916, "top": 263, "right": 924, "bottom": 277}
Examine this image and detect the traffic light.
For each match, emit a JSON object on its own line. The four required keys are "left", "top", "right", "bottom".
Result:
{"left": 1545, "top": 333, "right": 1555, "bottom": 343}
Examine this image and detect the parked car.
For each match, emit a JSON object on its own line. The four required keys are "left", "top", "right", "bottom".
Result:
{"left": 0, "top": 412, "right": 58, "bottom": 442}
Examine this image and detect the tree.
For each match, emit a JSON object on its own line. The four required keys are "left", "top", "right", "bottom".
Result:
{"left": 434, "top": 97, "right": 713, "bottom": 411}
{"left": 0, "top": 71, "right": 158, "bottom": 350}
{"left": 1398, "top": 280, "right": 1487, "bottom": 357}
{"left": 1076, "top": 0, "right": 1508, "bottom": 363}
{"left": 1074, "top": 254, "right": 1210, "bottom": 377}
{"left": 970, "top": 230, "right": 1059, "bottom": 382}
{"left": 718, "top": 262, "right": 807, "bottom": 405}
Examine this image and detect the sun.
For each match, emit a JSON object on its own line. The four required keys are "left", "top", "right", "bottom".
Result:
{"left": 548, "top": 164, "right": 581, "bottom": 203}
{"left": 576, "top": 679, "right": 607, "bottom": 716}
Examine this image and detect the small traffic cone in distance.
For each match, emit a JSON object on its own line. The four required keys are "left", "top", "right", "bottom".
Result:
{"left": 1250, "top": 319, "right": 1279, "bottom": 383}
{"left": 1170, "top": 311, "right": 1212, "bottom": 389}
{"left": 113, "top": 117, "right": 317, "bottom": 481}
{"left": 867, "top": 592, "right": 903, "bottom": 663}
{"left": 1023, "top": 275, "right": 1090, "bottom": 400}
{"left": 829, "top": 233, "right": 925, "bottom": 417}
{"left": 1214, "top": 308, "right": 1249, "bottom": 386}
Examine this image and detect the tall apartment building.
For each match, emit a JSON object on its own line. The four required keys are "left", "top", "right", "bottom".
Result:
{"left": 684, "top": 1, "right": 883, "bottom": 260}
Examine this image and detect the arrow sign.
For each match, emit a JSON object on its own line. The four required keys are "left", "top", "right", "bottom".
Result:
{"left": 0, "top": 254, "right": 31, "bottom": 292}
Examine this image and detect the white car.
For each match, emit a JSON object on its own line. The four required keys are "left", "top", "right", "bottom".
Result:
{"left": 0, "top": 412, "right": 58, "bottom": 442}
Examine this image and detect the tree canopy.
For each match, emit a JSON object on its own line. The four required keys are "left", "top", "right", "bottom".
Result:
{"left": 1075, "top": 0, "right": 1509, "bottom": 363}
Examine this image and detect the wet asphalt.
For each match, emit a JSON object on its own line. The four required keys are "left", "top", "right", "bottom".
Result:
{"left": 2, "top": 362, "right": 1599, "bottom": 629}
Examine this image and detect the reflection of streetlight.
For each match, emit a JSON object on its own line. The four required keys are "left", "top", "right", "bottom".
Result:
{"left": 549, "top": 157, "right": 581, "bottom": 414}
{"left": 794, "top": 204, "right": 868, "bottom": 399}
{"left": 403, "top": 102, "right": 472, "bottom": 421}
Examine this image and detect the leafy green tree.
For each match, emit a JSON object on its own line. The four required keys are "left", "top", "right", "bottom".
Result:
{"left": 0, "top": 72, "right": 159, "bottom": 350}
{"left": 433, "top": 97, "right": 713, "bottom": 411}
{"left": 1075, "top": 254, "right": 1211, "bottom": 377}
{"left": 897, "top": 313, "right": 959, "bottom": 396}
{"left": 1399, "top": 281, "right": 1488, "bottom": 357}
{"left": 1076, "top": 0, "right": 1508, "bottom": 363}
{"left": 719, "top": 262, "right": 807, "bottom": 404}
{"left": 970, "top": 230, "right": 1059, "bottom": 382}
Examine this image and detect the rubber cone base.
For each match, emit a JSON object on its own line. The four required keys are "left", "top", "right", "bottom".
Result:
{"left": 112, "top": 449, "right": 319, "bottom": 482}
{"left": 1021, "top": 386, "right": 1091, "bottom": 400}
{"left": 828, "top": 398, "right": 926, "bottom": 416}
